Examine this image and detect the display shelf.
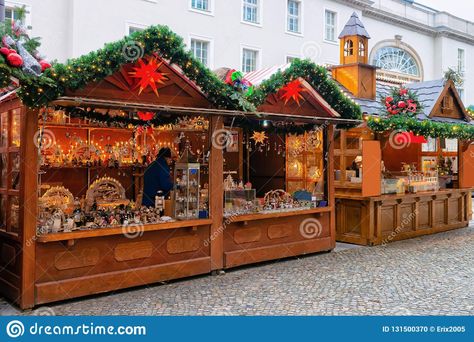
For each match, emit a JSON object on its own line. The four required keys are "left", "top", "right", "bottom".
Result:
{"left": 36, "top": 218, "right": 213, "bottom": 243}
{"left": 227, "top": 207, "right": 332, "bottom": 223}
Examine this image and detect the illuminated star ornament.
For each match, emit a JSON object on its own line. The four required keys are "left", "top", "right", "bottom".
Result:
{"left": 137, "top": 111, "right": 155, "bottom": 121}
{"left": 279, "top": 79, "right": 306, "bottom": 106}
{"left": 129, "top": 57, "right": 168, "bottom": 97}
{"left": 251, "top": 131, "right": 268, "bottom": 144}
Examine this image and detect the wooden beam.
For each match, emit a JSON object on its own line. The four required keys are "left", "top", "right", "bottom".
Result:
{"left": 209, "top": 116, "right": 224, "bottom": 270}
{"left": 20, "top": 107, "right": 38, "bottom": 309}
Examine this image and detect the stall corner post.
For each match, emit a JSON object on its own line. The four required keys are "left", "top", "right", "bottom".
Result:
{"left": 20, "top": 107, "right": 39, "bottom": 309}
{"left": 327, "top": 124, "right": 336, "bottom": 250}
{"left": 209, "top": 116, "right": 224, "bottom": 270}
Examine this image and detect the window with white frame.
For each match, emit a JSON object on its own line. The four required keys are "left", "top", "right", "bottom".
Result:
{"left": 128, "top": 26, "right": 144, "bottom": 35}
{"left": 5, "top": 3, "right": 32, "bottom": 29}
{"left": 287, "top": 0, "right": 301, "bottom": 33}
{"left": 242, "top": 48, "right": 258, "bottom": 72}
{"left": 190, "top": 39, "right": 210, "bottom": 67}
{"left": 286, "top": 56, "right": 297, "bottom": 63}
{"left": 5, "top": 6, "right": 21, "bottom": 22}
{"left": 242, "top": 0, "right": 260, "bottom": 24}
{"left": 457, "top": 48, "right": 465, "bottom": 75}
{"left": 191, "top": 0, "right": 210, "bottom": 12}
{"left": 324, "top": 10, "right": 337, "bottom": 42}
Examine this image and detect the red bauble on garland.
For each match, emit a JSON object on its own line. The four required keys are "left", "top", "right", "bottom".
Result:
{"left": 39, "top": 60, "right": 52, "bottom": 71}
{"left": 7, "top": 53, "right": 23, "bottom": 67}
{"left": 383, "top": 86, "right": 421, "bottom": 116}
{"left": 0, "top": 47, "right": 10, "bottom": 56}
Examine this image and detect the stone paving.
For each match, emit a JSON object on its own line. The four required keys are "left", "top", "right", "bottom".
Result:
{"left": 1, "top": 226, "right": 473, "bottom": 316}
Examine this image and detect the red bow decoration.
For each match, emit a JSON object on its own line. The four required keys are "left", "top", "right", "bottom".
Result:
{"left": 129, "top": 57, "right": 168, "bottom": 97}
{"left": 279, "top": 80, "right": 306, "bottom": 106}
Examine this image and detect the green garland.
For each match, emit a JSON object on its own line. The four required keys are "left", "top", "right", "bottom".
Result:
{"left": 367, "top": 114, "right": 474, "bottom": 140}
{"left": 16, "top": 25, "right": 255, "bottom": 111}
{"left": 248, "top": 59, "right": 362, "bottom": 121}
{"left": 8, "top": 25, "right": 360, "bottom": 122}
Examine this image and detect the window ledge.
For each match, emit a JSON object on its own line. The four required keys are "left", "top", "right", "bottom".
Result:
{"left": 241, "top": 20, "right": 263, "bottom": 28}
{"left": 189, "top": 8, "right": 215, "bottom": 16}
{"left": 285, "top": 30, "right": 304, "bottom": 38}
{"left": 323, "top": 39, "right": 339, "bottom": 46}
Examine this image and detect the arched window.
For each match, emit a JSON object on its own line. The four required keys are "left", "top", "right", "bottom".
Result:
{"left": 344, "top": 40, "right": 354, "bottom": 56}
{"left": 373, "top": 46, "right": 420, "bottom": 76}
{"left": 358, "top": 41, "right": 365, "bottom": 57}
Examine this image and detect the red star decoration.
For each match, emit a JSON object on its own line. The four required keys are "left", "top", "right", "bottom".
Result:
{"left": 129, "top": 57, "right": 168, "bottom": 97}
{"left": 279, "top": 79, "right": 306, "bottom": 106}
{"left": 138, "top": 111, "right": 155, "bottom": 121}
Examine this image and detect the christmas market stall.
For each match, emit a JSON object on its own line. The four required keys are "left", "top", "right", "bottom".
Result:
{"left": 215, "top": 62, "right": 361, "bottom": 268}
{"left": 330, "top": 14, "right": 474, "bottom": 246}
{"left": 0, "top": 24, "right": 258, "bottom": 309}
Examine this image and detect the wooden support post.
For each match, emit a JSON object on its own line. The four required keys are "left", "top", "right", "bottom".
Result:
{"left": 209, "top": 116, "right": 224, "bottom": 270}
{"left": 20, "top": 108, "right": 38, "bottom": 309}
{"left": 326, "top": 124, "right": 336, "bottom": 249}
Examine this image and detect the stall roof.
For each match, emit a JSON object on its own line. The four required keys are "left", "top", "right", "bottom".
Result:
{"left": 336, "top": 78, "right": 472, "bottom": 125}
{"left": 245, "top": 64, "right": 291, "bottom": 85}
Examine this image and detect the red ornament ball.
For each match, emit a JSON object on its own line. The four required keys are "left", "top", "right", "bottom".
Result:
{"left": 397, "top": 101, "right": 407, "bottom": 108}
{"left": 39, "top": 60, "right": 52, "bottom": 71}
{"left": 0, "top": 47, "right": 10, "bottom": 56}
{"left": 7, "top": 53, "right": 23, "bottom": 67}
{"left": 399, "top": 88, "right": 408, "bottom": 96}
{"left": 386, "top": 96, "right": 393, "bottom": 103}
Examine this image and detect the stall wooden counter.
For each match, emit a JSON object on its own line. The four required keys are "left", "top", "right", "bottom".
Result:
{"left": 334, "top": 127, "right": 474, "bottom": 246}
{"left": 336, "top": 189, "right": 471, "bottom": 246}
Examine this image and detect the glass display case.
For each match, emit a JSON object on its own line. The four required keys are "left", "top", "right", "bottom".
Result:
{"left": 224, "top": 189, "right": 257, "bottom": 217}
{"left": 174, "top": 162, "right": 200, "bottom": 220}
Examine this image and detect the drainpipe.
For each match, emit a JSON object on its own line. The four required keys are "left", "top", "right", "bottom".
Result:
{"left": 0, "top": 0, "right": 5, "bottom": 22}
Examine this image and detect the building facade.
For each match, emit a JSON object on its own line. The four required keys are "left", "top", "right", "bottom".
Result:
{"left": 4, "top": 0, "right": 474, "bottom": 104}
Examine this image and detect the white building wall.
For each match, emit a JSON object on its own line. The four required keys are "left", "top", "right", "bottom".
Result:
{"left": 5, "top": 0, "right": 474, "bottom": 105}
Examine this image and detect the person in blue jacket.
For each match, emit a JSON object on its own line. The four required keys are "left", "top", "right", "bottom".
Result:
{"left": 142, "top": 147, "right": 174, "bottom": 207}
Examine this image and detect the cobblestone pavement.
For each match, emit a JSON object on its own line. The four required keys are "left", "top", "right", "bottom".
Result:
{"left": 2, "top": 226, "right": 473, "bottom": 316}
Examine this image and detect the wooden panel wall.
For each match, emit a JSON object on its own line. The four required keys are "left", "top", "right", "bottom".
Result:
{"left": 35, "top": 225, "right": 211, "bottom": 305}
{"left": 362, "top": 140, "right": 381, "bottom": 197}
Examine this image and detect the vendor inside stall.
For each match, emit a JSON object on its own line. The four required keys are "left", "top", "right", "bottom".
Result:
{"left": 142, "top": 147, "right": 174, "bottom": 207}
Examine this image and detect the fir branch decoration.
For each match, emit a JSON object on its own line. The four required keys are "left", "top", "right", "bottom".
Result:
{"left": 248, "top": 59, "right": 362, "bottom": 121}
{"left": 367, "top": 114, "right": 474, "bottom": 140}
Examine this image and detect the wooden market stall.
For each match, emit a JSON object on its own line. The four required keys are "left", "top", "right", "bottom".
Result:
{"left": 0, "top": 23, "right": 246, "bottom": 308}
{"left": 216, "top": 67, "right": 360, "bottom": 269}
{"left": 331, "top": 13, "right": 474, "bottom": 246}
